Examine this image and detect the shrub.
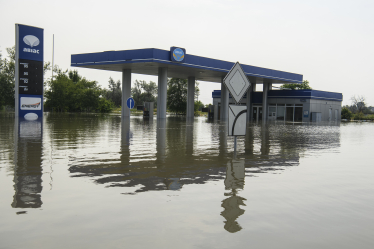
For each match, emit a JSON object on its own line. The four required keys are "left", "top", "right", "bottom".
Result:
{"left": 353, "top": 112, "right": 364, "bottom": 120}
{"left": 97, "top": 98, "right": 114, "bottom": 113}
{"left": 364, "top": 114, "right": 374, "bottom": 121}
{"left": 341, "top": 107, "right": 353, "bottom": 120}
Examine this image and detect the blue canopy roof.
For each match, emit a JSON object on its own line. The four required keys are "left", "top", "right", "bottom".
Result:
{"left": 71, "top": 48, "right": 303, "bottom": 84}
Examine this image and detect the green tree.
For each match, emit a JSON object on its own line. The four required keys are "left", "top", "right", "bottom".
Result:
{"left": 353, "top": 112, "right": 364, "bottom": 120}
{"left": 131, "top": 80, "right": 143, "bottom": 107}
{"left": 104, "top": 77, "right": 122, "bottom": 107}
{"left": 280, "top": 80, "right": 312, "bottom": 90}
{"left": 341, "top": 107, "right": 353, "bottom": 120}
{"left": 194, "top": 100, "right": 204, "bottom": 112}
{"left": 68, "top": 70, "right": 82, "bottom": 83}
{"left": 140, "top": 80, "right": 158, "bottom": 103}
{"left": 131, "top": 80, "right": 158, "bottom": 107}
{"left": 44, "top": 69, "right": 113, "bottom": 112}
{"left": 350, "top": 95, "right": 366, "bottom": 113}
{"left": 195, "top": 82, "right": 200, "bottom": 101}
{"left": 0, "top": 47, "right": 15, "bottom": 109}
{"left": 167, "top": 78, "right": 200, "bottom": 114}
{"left": 167, "top": 78, "right": 188, "bottom": 114}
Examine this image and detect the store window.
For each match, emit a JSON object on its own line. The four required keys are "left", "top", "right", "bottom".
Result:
{"left": 277, "top": 105, "right": 285, "bottom": 120}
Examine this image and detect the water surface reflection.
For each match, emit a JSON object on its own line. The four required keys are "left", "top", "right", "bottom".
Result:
{"left": 6, "top": 114, "right": 343, "bottom": 206}
{"left": 222, "top": 158, "right": 246, "bottom": 233}
{"left": 3, "top": 113, "right": 374, "bottom": 248}
{"left": 12, "top": 119, "right": 43, "bottom": 208}
{"left": 63, "top": 116, "right": 341, "bottom": 196}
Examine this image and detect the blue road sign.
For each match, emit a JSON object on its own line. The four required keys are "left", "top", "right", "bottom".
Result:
{"left": 127, "top": 97, "right": 135, "bottom": 109}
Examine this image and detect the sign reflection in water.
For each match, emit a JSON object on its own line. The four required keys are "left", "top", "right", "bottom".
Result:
{"left": 12, "top": 119, "right": 43, "bottom": 209}
{"left": 222, "top": 158, "right": 246, "bottom": 233}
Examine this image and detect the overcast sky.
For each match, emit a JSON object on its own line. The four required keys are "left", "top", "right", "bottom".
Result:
{"left": 1, "top": 0, "right": 373, "bottom": 106}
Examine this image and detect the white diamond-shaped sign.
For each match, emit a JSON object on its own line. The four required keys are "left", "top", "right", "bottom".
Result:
{"left": 223, "top": 62, "right": 251, "bottom": 104}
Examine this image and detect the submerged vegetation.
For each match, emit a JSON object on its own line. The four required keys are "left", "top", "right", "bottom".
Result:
{"left": 45, "top": 69, "right": 114, "bottom": 112}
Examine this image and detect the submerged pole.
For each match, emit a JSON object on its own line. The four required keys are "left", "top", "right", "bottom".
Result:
{"left": 234, "top": 136, "right": 237, "bottom": 152}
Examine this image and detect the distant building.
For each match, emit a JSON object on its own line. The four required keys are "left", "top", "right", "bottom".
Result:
{"left": 212, "top": 89, "right": 343, "bottom": 122}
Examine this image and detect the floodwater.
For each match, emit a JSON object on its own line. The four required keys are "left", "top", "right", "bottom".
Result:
{"left": 0, "top": 113, "right": 373, "bottom": 249}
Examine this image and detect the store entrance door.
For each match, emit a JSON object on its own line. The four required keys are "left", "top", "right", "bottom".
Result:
{"left": 252, "top": 106, "right": 263, "bottom": 122}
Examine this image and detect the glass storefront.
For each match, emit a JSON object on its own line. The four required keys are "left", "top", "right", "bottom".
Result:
{"left": 250, "top": 104, "right": 304, "bottom": 122}
{"left": 269, "top": 104, "right": 303, "bottom": 122}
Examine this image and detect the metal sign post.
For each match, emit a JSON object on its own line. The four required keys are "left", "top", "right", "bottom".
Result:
{"left": 223, "top": 62, "right": 251, "bottom": 152}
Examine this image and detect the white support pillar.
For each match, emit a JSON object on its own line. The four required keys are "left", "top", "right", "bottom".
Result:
{"left": 186, "top": 76, "right": 195, "bottom": 118}
{"left": 157, "top": 67, "right": 168, "bottom": 119}
{"left": 246, "top": 79, "right": 255, "bottom": 123}
{"left": 214, "top": 104, "right": 218, "bottom": 120}
{"left": 121, "top": 69, "right": 131, "bottom": 118}
{"left": 220, "top": 76, "right": 229, "bottom": 120}
{"left": 262, "top": 81, "right": 270, "bottom": 122}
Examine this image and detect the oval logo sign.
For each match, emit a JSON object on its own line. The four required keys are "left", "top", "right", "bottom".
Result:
{"left": 173, "top": 48, "right": 185, "bottom": 62}
{"left": 24, "top": 112, "right": 38, "bottom": 121}
{"left": 23, "top": 35, "right": 40, "bottom": 48}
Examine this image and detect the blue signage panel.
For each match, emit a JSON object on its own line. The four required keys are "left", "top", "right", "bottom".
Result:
{"left": 16, "top": 24, "right": 44, "bottom": 119}
{"left": 18, "top": 24, "right": 44, "bottom": 62}
{"left": 19, "top": 94, "right": 43, "bottom": 120}
{"left": 127, "top": 98, "right": 135, "bottom": 109}
{"left": 170, "top": 47, "right": 186, "bottom": 63}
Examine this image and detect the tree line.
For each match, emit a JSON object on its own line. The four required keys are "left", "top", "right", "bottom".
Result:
{"left": 44, "top": 68, "right": 114, "bottom": 112}
{"left": 341, "top": 95, "right": 374, "bottom": 120}
{"left": 0, "top": 47, "right": 15, "bottom": 110}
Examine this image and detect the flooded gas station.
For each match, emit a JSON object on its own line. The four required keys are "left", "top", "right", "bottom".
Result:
{"left": 2, "top": 24, "right": 372, "bottom": 249}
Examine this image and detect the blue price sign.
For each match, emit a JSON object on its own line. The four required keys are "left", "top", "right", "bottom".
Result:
{"left": 16, "top": 24, "right": 44, "bottom": 119}
{"left": 127, "top": 98, "right": 135, "bottom": 109}
{"left": 18, "top": 24, "right": 44, "bottom": 62}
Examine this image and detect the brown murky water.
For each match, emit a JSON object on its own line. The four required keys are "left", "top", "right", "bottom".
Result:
{"left": 0, "top": 113, "right": 373, "bottom": 248}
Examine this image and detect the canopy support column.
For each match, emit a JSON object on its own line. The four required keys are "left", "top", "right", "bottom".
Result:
{"left": 246, "top": 79, "right": 255, "bottom": 123}
{"left": 187, "top": 76, "right": 195, "bottom": 119}
{"left": 121, "top": 69, "right": 131, "bottom": 118}
{"left": 157, "top": 67, "right": 168, "bottom": 119}
{"left": 262, "top": 81, "right": 271, "bottom": 122}
{"left": 220, "top": 76, "right": 229, "bottom": 120}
